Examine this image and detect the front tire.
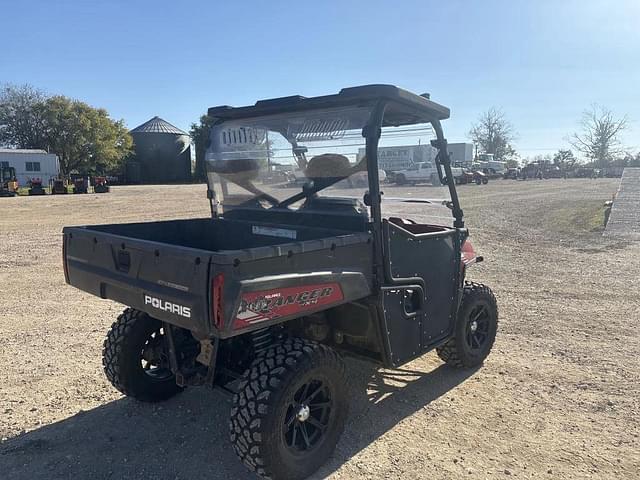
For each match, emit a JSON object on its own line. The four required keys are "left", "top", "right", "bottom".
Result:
{"left": 230, "top": 338, "right": 348, "bottom": 480}
{"left": 102, "top": 308, "right": 183, "bottom": 402}
{"left": 437, "top": 282, "right": 498, "bottom": 368}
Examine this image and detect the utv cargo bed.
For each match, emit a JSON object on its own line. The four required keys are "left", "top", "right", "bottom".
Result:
{"left": 63, "top": 217, "right": 373, "bottom": 338}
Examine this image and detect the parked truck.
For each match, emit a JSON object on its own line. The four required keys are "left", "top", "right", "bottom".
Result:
{"left": 62, "top": 85, "right": 498, "bottom": 480}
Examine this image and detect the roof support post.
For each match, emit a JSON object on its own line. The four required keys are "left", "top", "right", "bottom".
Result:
{"left": 364, "top": 101, "right": 387, "bottom": 287}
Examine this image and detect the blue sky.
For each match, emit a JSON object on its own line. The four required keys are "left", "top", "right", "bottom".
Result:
{"left": 2, "top": 0, "right": 638, "bottom": 159}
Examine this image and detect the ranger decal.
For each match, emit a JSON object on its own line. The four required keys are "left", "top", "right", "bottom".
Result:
{"left": 235, "top": 283, "right": 343, "bottom": 328}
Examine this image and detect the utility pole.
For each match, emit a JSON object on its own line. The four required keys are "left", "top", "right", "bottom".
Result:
{"left": 266, "top": 130, "right": 271, "bottom": 172}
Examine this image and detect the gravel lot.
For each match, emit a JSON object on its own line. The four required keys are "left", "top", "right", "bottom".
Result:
{"left": 1, "top": 179, "right": 638, "bottom": 479}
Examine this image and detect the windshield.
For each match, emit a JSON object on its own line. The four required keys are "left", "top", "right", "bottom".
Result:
{"left": 205, "top": 106, "right": 452, "bottom": 223}
{"left": 205, "top": 106, "right": 373, "bottom": 213}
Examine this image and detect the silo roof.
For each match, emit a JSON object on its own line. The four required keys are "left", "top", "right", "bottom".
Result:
{"left": 130, "top": 116, "right": 188, "bottom": 135}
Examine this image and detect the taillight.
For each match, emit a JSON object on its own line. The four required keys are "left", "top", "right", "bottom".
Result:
{"left": 62, "top": 235, "right": 70, "bottom": 283}
{"left": 461, "top": 240, "right": 483, "bottom": 267}
{"left": 461, "top": 240, "right": 476, "bottom": 266}
{"left": 211, "top": 273, "right": 224, "bottom": 329}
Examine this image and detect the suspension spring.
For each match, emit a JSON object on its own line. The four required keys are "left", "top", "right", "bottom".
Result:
{"left": 250, "top": 327, "right": 273, "bottom": 355}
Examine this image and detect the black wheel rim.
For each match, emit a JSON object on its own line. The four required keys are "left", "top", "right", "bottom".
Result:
{"left": 140, "top": 328, "right": 173, "bottom": 381}
{"left": 283, "top": 379, "right": 333, "bottom": 453}
{"left": 465, "top": 304, "right": 491, "bottom": 352}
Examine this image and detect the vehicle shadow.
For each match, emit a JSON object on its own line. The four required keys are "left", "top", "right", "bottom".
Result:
{"left": 0, "top": 359, "right": 476, "bottom": 480}
{"left": 314, "top": 359, "right": 478, "bottom": 478}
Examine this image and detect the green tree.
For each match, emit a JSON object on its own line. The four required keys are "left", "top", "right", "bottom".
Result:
{"left": 570, "top": 104, "right": 628, "bottom": 168}
{"left": 469, "top": 107, "right": 518, "bottom": 162}
{"left": 1, "top": 84, "right": 132, "bottom": 174}
{"left": 190, "top": 114, "right": 216, "bottom": 181}
{"left": 40, "top": 96, "right": 132, "bottom": 174}
{"left": 0, "top": 83, "right": 48, "bottom": 148}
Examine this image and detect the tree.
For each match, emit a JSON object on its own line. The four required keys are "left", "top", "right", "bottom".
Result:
{"left": 469, "top": 107, "right": 517, "bottom": 162}
{"left": 553, "top": 149, "right": 577, "bottom": 169}
{"left": 0, "top": 83, "right": 132, "bottom": 174}
{"left": 505, "top": 158, "right": 520, "bottom": 168}
{"left": 190, "top": 114, "right": 216, "bottom": 181}
{"left": 570, "top": 105, "right": 628, "bottom": 168}
{"left": 39, "top": 96, "right": 132, "bottom": 174}
{"left": 0, "top": 83, "right": 48, "bottom": 148}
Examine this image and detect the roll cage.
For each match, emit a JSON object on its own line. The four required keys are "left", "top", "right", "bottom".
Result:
{"left": 207, "top": 86, "right": 465, "bottom": 298}
{"left": 207, "top": 84, "right": 464, "bottom": 230}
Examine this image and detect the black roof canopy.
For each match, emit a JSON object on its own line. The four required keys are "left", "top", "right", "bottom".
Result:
{"left": 207, "top": 84, "right": 450, "bottom": 127}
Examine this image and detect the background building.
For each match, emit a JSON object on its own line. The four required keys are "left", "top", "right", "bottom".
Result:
{"left": 357, "top": 145, "right": 437, "bottom": 171}
{"left": 128, "top": 116, "right": 192, "bottom": 183}
{"left": 0, "top": 149, "right": 60, "bottom": 185}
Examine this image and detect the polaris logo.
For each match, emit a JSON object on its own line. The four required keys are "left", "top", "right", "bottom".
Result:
{"left": 144, "top": 295, "right": 191, "bottom": 318}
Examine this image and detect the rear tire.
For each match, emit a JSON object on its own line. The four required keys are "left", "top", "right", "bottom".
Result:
{"left": 396, "top": 174, "right": 407, "bottom": 185}
{"left": 230, "top": 338, "right": 348, "bottom": 480}
{"left": 437, "top": 282, "right": 498, "bottom": 368}
{"left": 102, "top": 308, "right": 183, "bottom": 402}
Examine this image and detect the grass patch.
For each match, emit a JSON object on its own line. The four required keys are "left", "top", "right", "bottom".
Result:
{"left": 544, "top": 199, "right": 607, "bottom": 236}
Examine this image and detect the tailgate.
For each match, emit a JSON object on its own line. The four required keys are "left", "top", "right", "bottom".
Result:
{"left": 63, "top": 226, "right": 212, "bottom": 335}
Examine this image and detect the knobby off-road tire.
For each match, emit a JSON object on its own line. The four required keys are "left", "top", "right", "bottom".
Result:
{"left": 230, "top": 338, "right": 349, "bottom": 480}
{"left": 437, "top": 282, "right": 498, "bottom": 368}
{"left": 102, "top": 308, "right": 183, "bottom": 402}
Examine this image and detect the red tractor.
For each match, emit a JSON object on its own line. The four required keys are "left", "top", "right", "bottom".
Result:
{"left": 93, "top": 176, "right": 110, "bottom": 193}
{"left": 50, "top": 177, "right": 68, "bottom": 194}
{"left": 73, "top": 177, "right": 90, "bottom": 194}
{"left": 28, "top": 178, "right": 46, "bottom": 196}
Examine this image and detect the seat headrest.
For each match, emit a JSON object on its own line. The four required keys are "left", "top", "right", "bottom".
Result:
{"left": 305, "top": 154, "right": 351, "bottom": 179}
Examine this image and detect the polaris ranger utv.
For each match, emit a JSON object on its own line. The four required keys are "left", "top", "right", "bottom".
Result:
{"left": 62, "top": 85, "right": 498, "bottom": 480}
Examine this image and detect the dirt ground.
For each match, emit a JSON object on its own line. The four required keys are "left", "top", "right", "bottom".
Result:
{"left": 1, "top": 179, "right": 638, "bottom": 480}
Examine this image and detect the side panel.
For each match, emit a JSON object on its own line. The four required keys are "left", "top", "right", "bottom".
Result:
{"left": 381, "top": 288, "right": 425, "bottom": 366}
{"left": 383, "top": 222, "right": 460, "bottom": 364}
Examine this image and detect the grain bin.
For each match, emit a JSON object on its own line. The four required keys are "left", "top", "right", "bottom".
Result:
{"left": 129, "top": 117, "right": 192, "bottom": 183}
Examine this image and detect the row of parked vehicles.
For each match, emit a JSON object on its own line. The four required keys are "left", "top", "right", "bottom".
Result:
{"left": 503, "top": 163, "right": 624, "bottom": 180}
{"left": 0, "top": 172, "right": 111, "bottom": 197}
{"left": 389, "top": 162, "right": 491, "bottom": 186}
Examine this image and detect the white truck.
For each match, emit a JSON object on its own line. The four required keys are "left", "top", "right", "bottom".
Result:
{"left": 394, "top": 162, "right": 463, "bottom": 186}
{"left": 393, "top": 162, "right": 439, "bottom": 185}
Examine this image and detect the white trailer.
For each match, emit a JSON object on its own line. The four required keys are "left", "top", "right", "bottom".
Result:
{"left": 0, "top": 149, "right": 60, "bottom": 186}
{"left": 447, "top": 143, "right": 474, "bottom": 167}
